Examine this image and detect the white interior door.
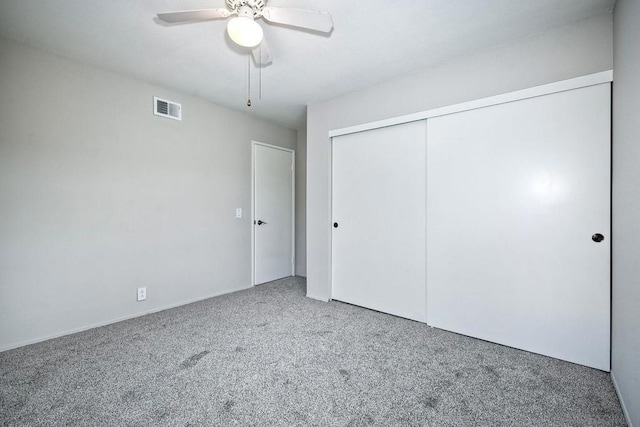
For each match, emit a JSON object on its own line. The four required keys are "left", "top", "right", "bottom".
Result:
{"left": 253, "top": 143, "right": 294, "bottom": 285}
{"left": 426, "top": 84, "right": 611, "bottom": 370}
{"left": 332, "top": 121, "right": 426, "bottom": 322}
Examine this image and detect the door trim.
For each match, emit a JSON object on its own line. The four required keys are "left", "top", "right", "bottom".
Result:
{"left": 251, "top": 141, "right": 296, "bottom": 286}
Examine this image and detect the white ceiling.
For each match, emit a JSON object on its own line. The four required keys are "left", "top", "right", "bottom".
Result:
{"left": 0, "top": 0, "right": 615, "bottom": 129}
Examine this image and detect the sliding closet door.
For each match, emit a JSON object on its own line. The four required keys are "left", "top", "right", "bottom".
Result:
{"left": 426, "top": 84, "right": 611, "bottom": 370}
{"left": 332, "top": 121, "right": 426, "bottom": 322}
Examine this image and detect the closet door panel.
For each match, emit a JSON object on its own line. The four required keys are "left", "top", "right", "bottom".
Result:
{"left": 426, "top": 84, "right": 611, "bottom": 370}
{"left": 332, "top": 121, "right": 426, "bottom": 322}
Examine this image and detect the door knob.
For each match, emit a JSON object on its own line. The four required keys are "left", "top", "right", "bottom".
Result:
{"left": 257, "top": 220, "right": 267, "bottom": 225}
{"left": 592, "top": 233, "right": 604, "bottom": 242}
{"left": 333, "top": 222, "right": 338, "bottom": 228}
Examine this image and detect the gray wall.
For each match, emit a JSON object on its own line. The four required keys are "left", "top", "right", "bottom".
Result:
{"left": 306, "top": 13, "right": 613, "bottom": 301}
{"left": 612, "top": 0, "right": 640, "bottom": 425}
{"left": 295, "top": 123, "right": 307, "bottom": 277}
{"left": 0, "top": 37, "right": 297, "bottom": 351}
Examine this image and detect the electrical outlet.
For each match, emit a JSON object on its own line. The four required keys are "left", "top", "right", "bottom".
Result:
{"left": 137, "top": 287, "right": 147, "bottom": 301}
{"left": 236, "top": 208, "right": 242, "bottom": 219}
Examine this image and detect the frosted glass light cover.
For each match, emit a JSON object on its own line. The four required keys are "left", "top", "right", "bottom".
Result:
{"left": 227, "top": 17, "right": 263, "bottom": 48}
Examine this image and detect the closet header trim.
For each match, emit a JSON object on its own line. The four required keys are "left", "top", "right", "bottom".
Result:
{"left": 328, "top": 70, "right": 613, "bottom": 138}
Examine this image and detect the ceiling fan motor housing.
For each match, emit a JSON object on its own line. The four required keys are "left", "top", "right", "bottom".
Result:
{"left": 226, "top": 0, "right": 266, "bottom": 17}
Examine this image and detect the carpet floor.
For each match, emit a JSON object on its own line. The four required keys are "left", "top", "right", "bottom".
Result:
{"left": 0, "top": 276, "right": 626, "bottom": 426}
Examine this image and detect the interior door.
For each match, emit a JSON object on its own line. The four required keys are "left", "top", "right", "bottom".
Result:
{"left": 332, "top": 121, "right": 426, "bottom": 322}
{"left": 426, "top": 84, "right": 611, "bottom": 370}
{"left": 253, "top": 143, "right": 294, "bottom": 285}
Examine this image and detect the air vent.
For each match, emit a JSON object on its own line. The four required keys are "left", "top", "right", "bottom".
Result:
{"left": 154, "top": 96, "right": 182, "bottom": 121}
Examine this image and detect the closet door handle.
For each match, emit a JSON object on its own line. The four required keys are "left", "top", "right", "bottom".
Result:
{"left": 591, "top": 233, "right": 604, "bottom": 242}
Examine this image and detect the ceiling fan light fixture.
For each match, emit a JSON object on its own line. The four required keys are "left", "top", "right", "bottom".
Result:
{"left": 227, "top": 16, "right": 263, "bottom": 48}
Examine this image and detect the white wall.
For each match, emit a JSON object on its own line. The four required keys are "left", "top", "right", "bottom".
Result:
{"left": 612, "top": 1, "right": 640, "bottom": 425}
{"left": 295, "top": 123, "right": 307, "bottom": 277}
{"left": 0, "top": 37, "right": 297, "bottom": 351}
{"left": 306, "top": 12, "right": 613, "bottom": 301}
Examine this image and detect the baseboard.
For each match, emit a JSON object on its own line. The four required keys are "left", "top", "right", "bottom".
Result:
{"left": 0, "top": 284, "right": 253, "bottom": 353}
{"left": 306, "top": 293, "right": 329, "bottom": 302}
{"left": 611, "top": 370, "right": 634, "bottom": 427}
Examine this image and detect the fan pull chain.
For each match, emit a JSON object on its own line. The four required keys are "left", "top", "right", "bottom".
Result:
{"left": 247, "top": 54, "right": 252, "bottom": 107}
{"left": 259, "top": 44, "right": 262, "bottom": 100}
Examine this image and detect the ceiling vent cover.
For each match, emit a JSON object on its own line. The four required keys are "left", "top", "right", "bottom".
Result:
{"left": 154, "top": 96, "right": 182, "bottom": 121}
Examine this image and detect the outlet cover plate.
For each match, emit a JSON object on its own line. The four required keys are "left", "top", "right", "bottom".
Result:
{"left": 137, "top": 287, "right": 147, "bottom": 301}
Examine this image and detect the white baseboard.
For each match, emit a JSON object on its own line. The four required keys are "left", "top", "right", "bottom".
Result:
{"left": 611, "top": 370, "right": 634, "bottom": 427}
{"left": 306, "top": 293, "right": 329, "bottom": 302}
{"left": 0, "top": 284, "right": 253, "bottom": 353}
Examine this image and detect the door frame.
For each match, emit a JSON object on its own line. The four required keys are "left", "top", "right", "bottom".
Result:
{"left": 251, "top": 141, "right": 296, "bottom": 286}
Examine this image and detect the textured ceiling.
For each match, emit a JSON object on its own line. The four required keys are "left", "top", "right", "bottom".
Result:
{"left": 0, "top": 0, "right": 615, "bottom": 129}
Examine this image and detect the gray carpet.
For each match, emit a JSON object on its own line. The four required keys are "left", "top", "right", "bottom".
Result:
{"left": 0, "top": 276, "right": 626, "bottom": 426}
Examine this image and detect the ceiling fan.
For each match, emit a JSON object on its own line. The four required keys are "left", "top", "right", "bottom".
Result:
{"left": 157, "top": 0, "right": 334, "bottom": 66}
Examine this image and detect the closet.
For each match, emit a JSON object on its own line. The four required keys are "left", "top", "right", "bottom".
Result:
{"left": 331, "top": 76, "right": 611, "bottom": 370}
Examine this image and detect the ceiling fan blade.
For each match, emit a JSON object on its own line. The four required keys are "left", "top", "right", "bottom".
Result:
{"left": 261, "top": 7, "right": 333, "bottom": 33}
{"left": 157, "top": 9, "right": 231, "bottom": 24}
{"left": 252, "top": 38, "right": 273, "bottom": 66}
